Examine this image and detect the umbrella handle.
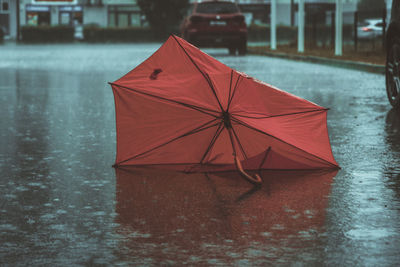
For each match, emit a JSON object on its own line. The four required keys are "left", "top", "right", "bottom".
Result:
{"left": 234, "top": 156, "right": 263, "bottom": 185}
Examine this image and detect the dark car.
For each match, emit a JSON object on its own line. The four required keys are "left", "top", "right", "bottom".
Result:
{"left": 180, "top": 0, "right": 247, "bottom": 55}
{"left": 385, "top": 0, "right": 400, "bottom": 109}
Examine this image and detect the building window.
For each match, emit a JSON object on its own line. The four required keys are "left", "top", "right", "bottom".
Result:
{"left": 0, "top": 0, "right": 10, "bottom": 12}
{"left": 87, "top": 0, "right": 103, "bottom": 6}
{"left": 109, "top": 13, "right": 115, "bottom": 27}
{"left": 117, "top": 13, "right": 129, "bottom": 27}
{"left": 131, "top": 14, "right": 141, "bottom": 26}
{"left": 26, "top": 5, "right": 51, "bottom": 26}
{"left": 27, "top": 12, "right": 50, "bottom": 26}
{"left": 59, "top": 6, "right": 83, "bottom": 26}
{"left": 108, "top": 5, "right": 142, "bottom": 28}
{"left": 0, "top": 0, "right": 10, "bottom": 35}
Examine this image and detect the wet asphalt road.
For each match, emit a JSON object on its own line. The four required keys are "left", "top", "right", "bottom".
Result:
{"left": 1, "top": 43, "right": 400, "bottom": 266}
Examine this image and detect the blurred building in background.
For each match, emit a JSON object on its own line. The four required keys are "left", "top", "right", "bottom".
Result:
{"left": 17, "top": 0, "right": 141, "bottom": 28}
{"left": 1, "top": 0, "right": 393, "bottom": 40}
{"left": 84, "top": 0, "right": 142, "bottom": 28}
{"left": 0, "top": 0, "right": 17, "bottom": 38}
{"left": 22, "top": 0, "right": 82, "bottom": 26}
{"left": 235, "top": 0, "right": 359, "bottom": 26}
{"left": 3, "top": 0, "right": 141, "bottom": 39}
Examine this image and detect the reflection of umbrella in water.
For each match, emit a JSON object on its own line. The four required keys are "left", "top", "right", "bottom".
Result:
{"left": 115, "top": 168, "right": 338, "bottom": 264}
{"left": 110, "top": 35, "right": 339, "bottom": 184}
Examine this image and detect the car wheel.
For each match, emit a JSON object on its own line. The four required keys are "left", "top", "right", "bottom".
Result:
{"left": 386, "top": 37, "right": 400, "bottom": 109}
{"left": 238, "top": 41, "right": 247, "bottom": 56}
{"left": 228, "top": 47, "right": 236, "bottom": 55}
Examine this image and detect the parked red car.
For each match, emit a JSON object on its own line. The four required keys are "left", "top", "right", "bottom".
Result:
{"left": 180, "top": 0, "right": 247, "bottom": 55}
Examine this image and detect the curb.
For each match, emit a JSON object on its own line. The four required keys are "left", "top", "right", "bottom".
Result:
{"left": 247, "top": 48, "right": 385, "bottom": 75}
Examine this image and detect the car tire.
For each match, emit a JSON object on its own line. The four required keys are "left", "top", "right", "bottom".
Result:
{"left": 386, "top": 37, "right": 400, "bottom": 109}
{"left": 228, "top": 47, "right": 236, "bottom": 55}
{"left": 238, "top": 41, "right": 247, "bottom": 56}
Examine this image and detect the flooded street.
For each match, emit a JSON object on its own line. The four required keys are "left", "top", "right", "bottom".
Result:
{"left": 1, "top": 43, "right": 400, "bottom": 266}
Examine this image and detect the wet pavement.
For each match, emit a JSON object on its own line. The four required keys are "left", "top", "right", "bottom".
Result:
{"left": 1, "top": 43, "right": 400, "bottom": 266}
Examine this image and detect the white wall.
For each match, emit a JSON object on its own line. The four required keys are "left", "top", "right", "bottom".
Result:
{"left": 19, "top": 2, "right": 25, "bottom": 26}
{"left": 8, "top": 0, "right": 17, "bottom": 38}
{"left": 50, "top": 5, "right": 59, "bottom": 25}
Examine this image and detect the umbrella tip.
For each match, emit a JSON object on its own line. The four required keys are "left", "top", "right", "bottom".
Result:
{"left": 150, "top": 69, "right": 163, "bottom": 80}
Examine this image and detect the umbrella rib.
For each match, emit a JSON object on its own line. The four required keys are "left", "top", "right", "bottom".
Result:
{"left": 171, "top": 35, "right": 224, "bottom": 112}
{"left": 226, "top": 74, "right": 241, "bottom": 112}
{"left": 199, "top": 122, "right": 224, "bottom": 164}
{"left": 230, "top": 116, "right": 339, "bottom": 168}
{"left": 111, "top": 83, "right": 219, "bottom": 118}
{"left": 204, "top": 73, "right": 225, "bottom": 111}
{"left": 258, "top": 146, "right": 271, "bottom": 170}
{"left": 115, "top": 119, "right": 220, "bottom": 166}
{"left": 232, "top": 108, "right": 329, "bottom": 119}
{"left": 227, "top": 70, "right": 233, "bottom": 110}
{"left": 230, "top": 124, "right": 248, "bottom": 159}
{"left": 227, "top": 127, "right": 238, "bottom": 156}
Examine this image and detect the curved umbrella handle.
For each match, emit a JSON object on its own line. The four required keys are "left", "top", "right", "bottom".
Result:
{"left": 234, "top": 156, "right": 263, "bottom": 185}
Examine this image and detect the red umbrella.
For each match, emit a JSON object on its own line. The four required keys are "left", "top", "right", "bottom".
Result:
{"left": 110, "top": 35, "right": 339, "bottom": 184}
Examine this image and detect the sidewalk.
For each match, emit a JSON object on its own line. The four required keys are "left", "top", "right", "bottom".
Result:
{"left": 247, "top": 44, "right": 385, "bottom": 75}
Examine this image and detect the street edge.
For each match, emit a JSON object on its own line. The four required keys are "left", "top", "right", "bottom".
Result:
{"left": 247, "top": 47, "right": 385, "bottom": 75}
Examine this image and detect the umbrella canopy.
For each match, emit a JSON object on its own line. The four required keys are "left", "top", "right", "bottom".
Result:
{"left": 110, "top": 35, "right": 339, "bottom": 182}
